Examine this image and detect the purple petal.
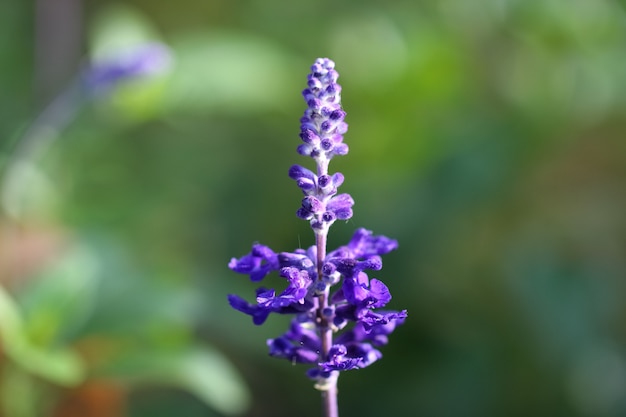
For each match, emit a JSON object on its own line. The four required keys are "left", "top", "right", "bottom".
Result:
{"left": 327, "top": 194, "right": 354, "bottom": 220}
{"left": 347, "top": 228, "right": 398, "bottom": 258}
{"left": 227, "top": 294, "right": 271, "bottom": 325}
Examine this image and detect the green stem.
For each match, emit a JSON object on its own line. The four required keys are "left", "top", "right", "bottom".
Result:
{"left": 315, "top": 230, "right": 339, "bottom": 417}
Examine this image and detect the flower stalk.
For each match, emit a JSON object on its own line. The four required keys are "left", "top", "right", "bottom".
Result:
{"left": 228, "top": 58, "right": 407, "bottom": 417}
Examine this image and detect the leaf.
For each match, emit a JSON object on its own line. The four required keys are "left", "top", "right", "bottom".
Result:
{"left": 96, "top": 346, "right": 251, "bottom": 415}
{"left": 18, "top": 245, "right": 99, "bottom": 346}
{"left": 0, "top": 285, "right": 85, "bottom": 386}
{"left": 176, "top": 348, "right": 251, "bottom": 416}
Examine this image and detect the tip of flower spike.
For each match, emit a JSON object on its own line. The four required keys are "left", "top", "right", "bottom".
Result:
{"left": 311, "top": 58, "right": 336, "bottom": 73}
{"left": 298, "top": 58, "right": 347, "bottom": 162}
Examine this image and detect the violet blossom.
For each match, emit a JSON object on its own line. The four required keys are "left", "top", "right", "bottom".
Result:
{"left": 228, "top": 58, "right": 406, "bottom": 417}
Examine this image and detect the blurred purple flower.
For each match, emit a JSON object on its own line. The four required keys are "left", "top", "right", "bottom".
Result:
{"left": 81, "top": 42, "right": 172, "bottom": 94}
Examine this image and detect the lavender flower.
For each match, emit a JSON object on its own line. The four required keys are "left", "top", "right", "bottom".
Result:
{"left": 228, "top": 58, "right": 406, "bottom": 417}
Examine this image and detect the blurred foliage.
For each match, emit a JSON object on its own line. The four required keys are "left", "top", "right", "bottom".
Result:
{"left": 2, "top": 0, "right": 626, "bottom": 416}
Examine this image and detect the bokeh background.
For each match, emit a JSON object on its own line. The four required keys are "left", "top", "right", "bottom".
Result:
{"left": 2, "top": 0, "right": 626, "bottom": 416}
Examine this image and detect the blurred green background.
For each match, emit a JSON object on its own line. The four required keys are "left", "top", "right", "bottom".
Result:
{"left": 2, "top": 0, "right": 626, "bottom": 416}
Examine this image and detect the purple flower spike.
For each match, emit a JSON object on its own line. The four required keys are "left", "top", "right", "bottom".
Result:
{"left": 227, "top": 58, "right": 406, "bottom": 416}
